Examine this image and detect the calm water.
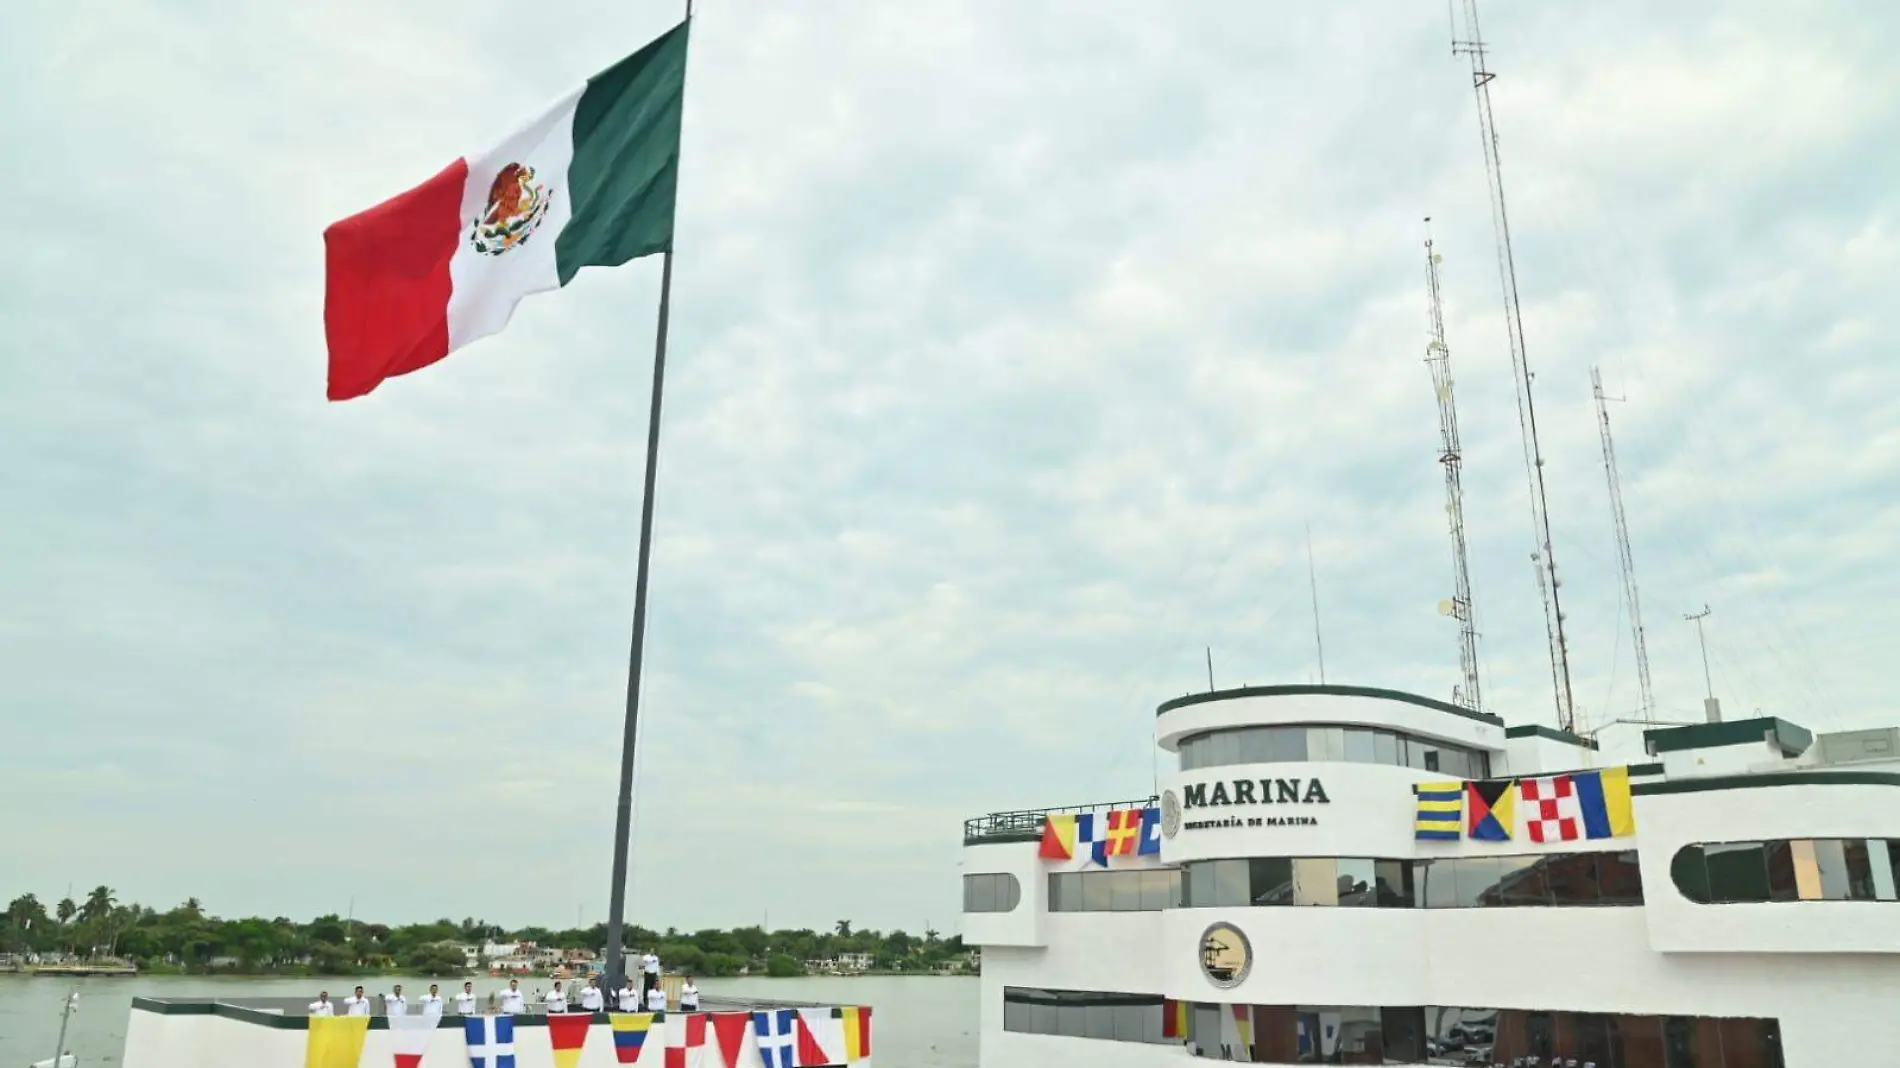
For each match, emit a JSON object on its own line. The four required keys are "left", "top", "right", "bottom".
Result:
{"left": 0, "top": 974, "right": 978, "bottom": 1068}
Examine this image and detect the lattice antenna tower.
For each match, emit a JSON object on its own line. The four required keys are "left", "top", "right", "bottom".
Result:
{"left": 1452, "top": 0, "right": 1579, "bottom": 732}
{"left": 1592, "top": 366, "right": 1655, "bottom": 723}
{"left": 1423, "top": 227, "right": 1483, "bottom": 714}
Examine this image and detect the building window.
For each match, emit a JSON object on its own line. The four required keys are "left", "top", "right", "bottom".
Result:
{"left": 1179, "top": 853, "right": 1642, "bottom": 909}
{"left": 1177, "top": 725, "right": 1489, "bottom": 777}
{"left": 1165, "top": 1005, "right": 1783, "bottom": 1066}
{"left": 962, "top": 872, "right": 1021, "bottom": 913}
{"left": 1672, "top": 839, "right": 1900, "bottom": 904}
{"left": 1002, "top": 987, "right": 1170, "bottom": 1045}
{"left": 1048, "top": 869, "right": 1180, "bottom": 913}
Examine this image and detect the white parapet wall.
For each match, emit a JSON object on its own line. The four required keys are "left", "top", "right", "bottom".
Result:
{"left": 123, "top": 999, "right": 875, "bottom": 1068}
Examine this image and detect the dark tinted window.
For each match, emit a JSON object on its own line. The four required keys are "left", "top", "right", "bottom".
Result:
{"left": 1765, "top": 840, "right": 1800, "bottom": 902}
{"left": 1544, "top": 852, "right": 1600, "bottom": 905}
{"left": 1418, "top": 859, "right": 1459, "bottom": 909}
{"left": 963, "top": 873, "right": 1021, "bottom": 912}
{"left": 1454, "top": 857, "right": 1504, "bottom": 907}
{"left": 1673, "top": 845, "right": 1713, "bottom": 903}
{"left": 1706, "top": 842, "right": 1772, "bottom": 903}
{"left": 1494, "top": 854, "right": 1550, "bottom": 906}
{"left": 1379, "top": 1008, "right": 1425, "bottom": 1063}
{"left": 1342, "top": 728, "right": 1378, "bottom": 763}
{"left": 1617, "top": 1015, "right": 1666, "bottom": 1067}
{"left": 1048, "top": 871, "right": 1076, "bottom": 912}
{"left": 1598, "top": 850, "right": 1644, "bottom": 905}
{"left": 1250, "top": 857, "right": 1295, "bottom": 905}
{"left": 1373, "top": 859, "right": 1414, "bottom": 907}
{"left": 1174, "top": 725, "right": 1491, "bottom": 772}
{"left": 1843, "top": 839, "right": 1879, "bottom": 900}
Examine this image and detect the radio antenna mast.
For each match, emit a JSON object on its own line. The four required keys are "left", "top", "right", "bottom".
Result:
{"left": 1424, "top": 225, "right": 1482, "bottom": 714}
{"left": 1592, "top": 367, "right": 1655, "bottom": 723}
{"left": 1452, "top": 0, "right": 1578, "bottom": 732}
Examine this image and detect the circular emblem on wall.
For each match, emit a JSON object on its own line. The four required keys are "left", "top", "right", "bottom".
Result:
{"left": 1198, "top": 922, "right": 1252, "bottom": 990}
{"left": 1160, "top": 788, "right": 1182, "bottom": 840}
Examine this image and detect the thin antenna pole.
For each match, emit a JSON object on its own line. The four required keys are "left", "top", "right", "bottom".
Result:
{"left": 1305, "top": 524, "right": 1327, "bottom": 684}
{"left": 1205, "top": 646, "right": 1215, "bottom": 691}
{"left": 605, "top": 0, "right": 694, "bottom": 994}
{"left": 1593, "top": 367, "right": 1655, "bottom": 723}
{"left": 1685, "top": 605, "right": 1714, "bottom": 700}
{"left": 1423, "top": 224, "right": 1482, "bottom": 713}
{"left": 1452, "top": 0, "right": 1578, "bottom": 732}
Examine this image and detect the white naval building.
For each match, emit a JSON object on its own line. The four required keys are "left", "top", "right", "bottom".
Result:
{"left": 958, "top": 683, "right": 1900, "bottom": 1067}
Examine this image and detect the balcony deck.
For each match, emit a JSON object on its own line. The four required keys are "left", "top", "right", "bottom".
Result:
{"left": 962, "top": 795, "right": 1155, "bottom": 845}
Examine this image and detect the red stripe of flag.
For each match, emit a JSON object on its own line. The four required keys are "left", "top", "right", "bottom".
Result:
{"left": 323, "top": 160, "right": 466, "bottom": 401}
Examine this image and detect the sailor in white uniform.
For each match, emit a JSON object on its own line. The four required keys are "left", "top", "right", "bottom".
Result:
{"left": 421, "top": 985, "right": 444, "bottom": 1017}
{"left": 384, "top": 985, "right": 408, "bottom": 1017}
{"left": 455, "top": 982, "right": 478, "bottom": 1016}
{"left": 543, "top": 982, "right": 567, "bottom": 1014}
{"left": 644, "top": 984, "right": 666, "bottom": 1013}
{"left": 579, "top": 979, "right": 604, "bottom": 1014}
{"left": 499, "top": 979, "right": 526, "bottom": 1015}
{"left": 616, "top": 982, "right": 638, "bottom": 1012}
{"left": 343, "top": 987, "right": 371, "bottom": 1016}
{"left": 309, "top": 992, "right": 335, "bottom": 1017}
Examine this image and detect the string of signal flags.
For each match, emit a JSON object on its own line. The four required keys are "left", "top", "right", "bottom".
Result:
{"left": 304, "top": 1006, "right": 872, "bottom": 1068}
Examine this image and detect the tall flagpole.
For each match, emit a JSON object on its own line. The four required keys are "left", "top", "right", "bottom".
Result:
{"left": 604, "top": 0, "right": 693, "bottom": 994}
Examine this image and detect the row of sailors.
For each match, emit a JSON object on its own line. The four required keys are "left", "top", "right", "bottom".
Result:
{"left": 308, "top": 977, "right": 700, "bottom": 1017}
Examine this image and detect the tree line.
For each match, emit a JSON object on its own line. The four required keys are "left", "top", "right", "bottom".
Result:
{"left": 3, "top": 888, "right": 969, "bottom": 978}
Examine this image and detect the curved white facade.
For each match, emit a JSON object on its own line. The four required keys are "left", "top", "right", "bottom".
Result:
{"left": 959, "top": 684, "right": 1900, "bottom": 1067}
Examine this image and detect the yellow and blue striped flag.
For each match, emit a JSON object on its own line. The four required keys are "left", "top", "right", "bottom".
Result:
{"left": 1415, "top": 781, "right": 1463, "bottom": 840}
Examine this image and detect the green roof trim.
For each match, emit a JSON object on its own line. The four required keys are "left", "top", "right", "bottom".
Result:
{"left": 1631, "top": 770, "right": 1900, "bottom": 796}
{"left": 1627, "top": 762, "right": 1665, "bottom": 777}
{"left": 1643, "top": 717, "right": 1813, "bottom": 757}
{"left": 1155, "top": 684, "right": 1504, "bottom": 727}
{"left": 1504, "top": 724, "right": 1600, "bottom": 751}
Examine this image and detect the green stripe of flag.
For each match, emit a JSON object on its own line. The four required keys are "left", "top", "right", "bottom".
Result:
{"left": 555, "top": 20, "right": 690, "bottom": 285}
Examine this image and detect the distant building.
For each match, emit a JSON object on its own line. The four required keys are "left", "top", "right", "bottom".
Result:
{"left": 481, "top": 941, "right": 520, "bottom": 960}
{"left": 837, "top": 952, "right": 875, "bottom": 973}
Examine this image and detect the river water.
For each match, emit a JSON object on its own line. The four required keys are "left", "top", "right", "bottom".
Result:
{"left": 0, "top": 974, "right": 979, "bottom": 1068}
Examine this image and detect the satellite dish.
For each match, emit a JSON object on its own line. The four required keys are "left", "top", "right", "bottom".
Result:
{"left": 1431, "top": 254, "right": 1444, "bottom": 265}
{"left": 1437, "top": 599, "right": 1456, "bottom": 617}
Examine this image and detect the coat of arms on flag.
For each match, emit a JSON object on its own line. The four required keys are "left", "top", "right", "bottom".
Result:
{"left": 464, "top": 1016, "right": 515, "bottom": 1068}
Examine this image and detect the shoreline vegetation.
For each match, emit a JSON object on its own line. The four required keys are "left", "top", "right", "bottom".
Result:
{"left": 5, "top": 888, "right": 974, "bottom": 980}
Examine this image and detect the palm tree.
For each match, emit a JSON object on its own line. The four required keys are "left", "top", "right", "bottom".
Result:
{"left": 56, "top": 898, "right": 76, "bottom": 926}
{"left": 834, "top": 920, "right": 852, "bottom": 937}
{"left": 924, "top": 926, "right": 940, "bottom": 946}
{"left": 81, "top": 886, "right": 116, "bottom": 925}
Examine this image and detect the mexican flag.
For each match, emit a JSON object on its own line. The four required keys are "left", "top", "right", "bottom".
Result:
{"left": 323, "top": 21, "right": 689, "bottom": 401}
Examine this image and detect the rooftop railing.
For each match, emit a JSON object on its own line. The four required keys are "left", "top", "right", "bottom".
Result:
{"left": 962, "top": 795, "right": 1157, "bottom": 845}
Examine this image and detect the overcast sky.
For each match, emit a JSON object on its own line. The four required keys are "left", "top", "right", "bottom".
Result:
{"left": 4, "top": 0, "right": 1896, "bottom": 934}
